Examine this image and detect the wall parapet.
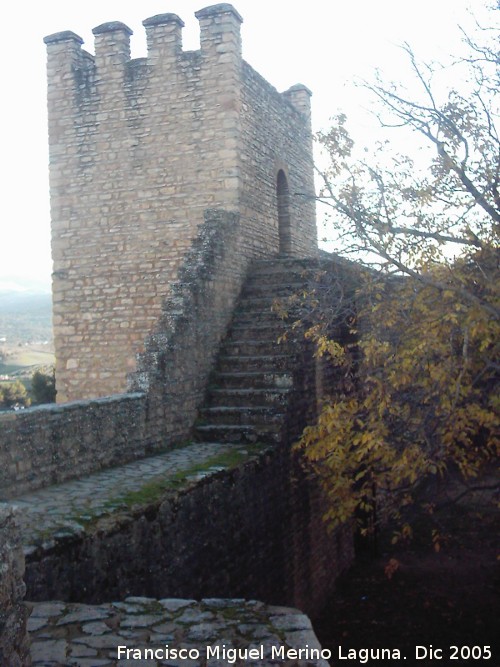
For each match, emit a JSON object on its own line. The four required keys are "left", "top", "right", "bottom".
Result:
{"left": 0, "top": 394, "right": 147, "bottom": 499}
{"left": 44, "top": 3, "right": 245, "bottom": 105}
{"left": 130, "top": 208, "right": 247, "bottom": 446}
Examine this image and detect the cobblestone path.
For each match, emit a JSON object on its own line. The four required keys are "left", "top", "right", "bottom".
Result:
{"left": 27, "top": 597, "right": 329, "bottom": 667}
{"left": 3, "top": 442, "right": 247, "bottom": 553}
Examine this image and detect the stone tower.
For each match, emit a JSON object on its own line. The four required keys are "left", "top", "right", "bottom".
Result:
{"left": 44, "top": 4, "right": 317, "bottom": 402}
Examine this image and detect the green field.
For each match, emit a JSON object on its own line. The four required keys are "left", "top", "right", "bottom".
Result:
{"left": 0, "top": 348, "right": 55, "bottom": 376}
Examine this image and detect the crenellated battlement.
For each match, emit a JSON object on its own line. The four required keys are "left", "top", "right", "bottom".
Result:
{"left": 44, "top": 4, "right": 245, "bottom": 99}
{"left": 44, "top": 4, "right": 317, "bottom": 402}
{"left": 43, "top": 5, "right": 309, "bottom": 117}
{"left": 142, "top": 14, "right": 185, "bottom": 63}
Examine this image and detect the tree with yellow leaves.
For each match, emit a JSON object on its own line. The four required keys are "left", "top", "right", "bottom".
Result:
{"left": 296, "top": 13, "right": 499, "bottom": 544}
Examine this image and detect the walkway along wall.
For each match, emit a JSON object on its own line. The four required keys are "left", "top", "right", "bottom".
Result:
{"left": 24, "top": 445, "right": 354, "bottom": 617}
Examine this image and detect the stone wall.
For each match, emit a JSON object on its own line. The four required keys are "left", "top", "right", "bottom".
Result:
{"left": 0, "top": 209, "right": 246, "bottom": 498}
{"left": 45, "top": 3, "right": 316, "bottom": 402}
{"left": 0, "top": 508, "right": 31, "bottom": 667}
{"left": 130, "top": 209, "right": 248, "bottom": 448}
{"left": 240, "top": 64, "right": 317, "bottom": 258}
{"left": 0, "top": 394, "right": 146, "bottom": 499}
{"left": 25, "top": 445, "right": 353, "bottom": 618}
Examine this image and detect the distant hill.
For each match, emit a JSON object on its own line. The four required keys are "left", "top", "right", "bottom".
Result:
{"left": 0, "top": 290, "right": 53, "bottom": 345}
{"left": 0, "top": 276, "right": 51, "bottom": 295}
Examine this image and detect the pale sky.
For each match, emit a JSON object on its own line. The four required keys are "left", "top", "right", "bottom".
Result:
{"left": 0, "top": 0, "right": 489, "bottom": 288}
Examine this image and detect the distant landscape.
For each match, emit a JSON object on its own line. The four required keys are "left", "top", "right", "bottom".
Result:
{"left": 0, "top": 287, "right": 54, "bottom": 382}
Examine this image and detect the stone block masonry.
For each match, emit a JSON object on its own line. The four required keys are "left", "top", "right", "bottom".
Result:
{"left": 45, "top": 3, "right": 317, "bottom": 402}
{"left": 0, "top": 393, "right": 146, "bottom": 498}
{"left": 0, "top": 209, "right": 246, "bottom": 497}
{"left": 0, "top": 508, "right": 31, "bottom": 667}
{"left": 22, "top": 444, "right": 353, "bottom": 617}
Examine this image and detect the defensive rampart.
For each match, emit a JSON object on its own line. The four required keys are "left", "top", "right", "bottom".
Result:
{"left": 0, "top": 6, "right": 359, "bottom": 665}
{"left": 24, "top": 445, "right": 354, "bottom": 617}
{"left": 0, "top": 209, "right": 244, "bottom": 498}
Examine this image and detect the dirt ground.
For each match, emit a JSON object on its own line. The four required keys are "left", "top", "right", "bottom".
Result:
{"left": 313, "top": 476, "right": 500, "bottom": 665}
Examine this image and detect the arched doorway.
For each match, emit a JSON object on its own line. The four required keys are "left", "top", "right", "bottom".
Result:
{"left": 277, "top": 170, "right": 291, "bottom": 255}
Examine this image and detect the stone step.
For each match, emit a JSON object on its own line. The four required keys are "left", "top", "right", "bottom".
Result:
{"left": 246, "top": 266, "right": 316, "bottom": 283}
{"left": 217, "top": 354, "right": 291, "bottom": 373}
{"left": 240, "top": 282, "right": 310, "bottom": 299}
{"left": 191, "top": 259, "right": 316, "bottom": 450}
{"left": 194, "top": 424, "right": 281, "bottom": 445}
{"left": 221, "top": 339, "right": 296, "bottom": 357}
{"left": 232, "top": 299, "right": 302, "bottom": 320}
{"left": 230, "top": 312, "right": 291, "bottom": 329}
{"left": 211, "top": 371, "right": 294, "bottom": 390}
{"left": 226, "top": 323, "right": 287, "bottom": 342}
{"left": 231, "top": 307, "right": 282, "bottom": 322}
{"left": 208, "top": 388, "right": 290, "bottom": 408}
{"left": 233, "top": 296, "right": 285, "bottom": 313}
{"left": 198, "top": 406, "right": 285, "bottom": 426}
{"left": 249, "top": 257, "right": 321, "bottom": 275}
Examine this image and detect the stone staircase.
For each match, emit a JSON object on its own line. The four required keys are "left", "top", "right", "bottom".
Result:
{"left": 194, "top": 257, "right": 314, "bottom": 446}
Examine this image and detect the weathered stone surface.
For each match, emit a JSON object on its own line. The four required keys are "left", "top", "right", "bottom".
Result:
{"left": 0, "top": 508, "right": 31, "bottom": 667}
{"left": 72, "top": 634, "right": 125, "bottom": 649}
{"left": 120, "top": 615, "right": 164, "bottom": 629}
{"left": 23, "top": 439, "right": 353, "bottom": 617}
{"left": 30, "top": 602, "right": 65, "bottom": 618}
{"left": 30, "top": 638, "right": 67, "bottom": 662}
{"left": 27, "top": 598, "right": 332, "bottom": 666}
{"left": 269, "top": 613, "right": 313, "bottom": 631}
{"left": 26, "top": 618, "right": 48, "bottom": 632}
{"left": 81, "top": 621, "right": 111, "bottom": 635}
{"left": 56, "top": 607, "right": 111, "bottom": 625}
{"left": 158, "top": 599, "right": 195, "bottom": 612}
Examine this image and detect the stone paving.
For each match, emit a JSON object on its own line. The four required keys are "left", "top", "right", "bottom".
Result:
{"left": 27, "top": 597, "right": 330, "bottom": 667}
{"left": 2, "top": 442, "right": 251, "bottom": 554}
{"left": 3, "top": 444, "right": 333, "bottom": 665}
